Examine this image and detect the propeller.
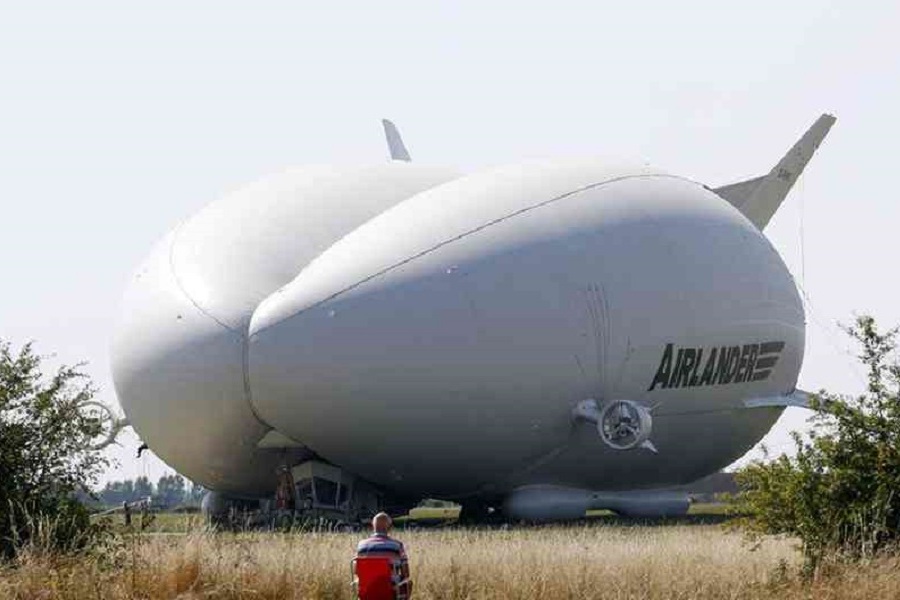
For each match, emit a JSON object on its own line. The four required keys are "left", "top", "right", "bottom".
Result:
{"left": 79, "top": 401, "right": 130, "bottom": 450}
{"left": 572, "top": 398, "right": 657, "bottom": 453}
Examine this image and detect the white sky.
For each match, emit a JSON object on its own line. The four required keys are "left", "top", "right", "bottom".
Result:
{"left": 1, "top": 1, "right": 898, "bottom": 486}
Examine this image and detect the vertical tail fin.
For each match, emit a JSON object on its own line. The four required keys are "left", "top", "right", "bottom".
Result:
{"left": 382, "top": 119, "right": 412, "bottom": 162}
{"left": 714, "top": 113, "right": 836, "bottom": 229}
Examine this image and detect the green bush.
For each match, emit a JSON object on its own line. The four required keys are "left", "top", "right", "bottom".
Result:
{"left": 0, "top": 341, "right": 110, "bottom": 559}
{"left": 733, "top": 315, "right": 900, "bottom": 568}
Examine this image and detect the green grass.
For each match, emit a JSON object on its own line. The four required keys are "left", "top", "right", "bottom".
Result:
{"left": 689, "top": 502, "right": 732, "bottom": 515}
{"left": 116, "top": 503, "right": 733, "bottom": 533}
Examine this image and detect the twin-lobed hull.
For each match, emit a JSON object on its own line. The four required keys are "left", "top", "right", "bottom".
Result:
{"left": 112, "top": 160, "right": 804, "bottom": 502}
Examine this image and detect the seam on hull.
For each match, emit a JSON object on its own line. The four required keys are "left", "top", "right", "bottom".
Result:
{"left": 168, "top": 223, "right": 275, "bottom": 431}
{"left": 168, "top": 221, "right": 240, "bottom": 334}
{"left": 252, "top": 173, "right": 686, "bottom": 337}
{"left": 242, "top": 330, "right": 276, "bottom": 431}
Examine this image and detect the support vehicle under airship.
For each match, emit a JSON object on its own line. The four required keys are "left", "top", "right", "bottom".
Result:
{"left": 111, "top": 114, "right": 835, "bottom": 522}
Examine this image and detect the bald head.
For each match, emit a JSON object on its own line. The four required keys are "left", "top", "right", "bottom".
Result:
{"left": 372, "top": 512, "right": 392, "bottom": 534}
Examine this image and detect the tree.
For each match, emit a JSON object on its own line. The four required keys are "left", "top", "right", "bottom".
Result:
{"left": 98, "top": 475, "right": 202, "bottom": 508}
{"left": 153, "top": 474, "right": 186, "bottom": 508}
{"left": 98, "top": 479, "right": 136, "bottom": 505}
{"left": 734, "top": 315, "right": 900, "bottom": 568}
{"left": 133, "top": 475, "right": 153, "bottom": 501}
{"left": 0, "top": 341, "right": 110, "bottom": 558}
{"left": 186, "top": 480, "right": 206, "bottom": 506}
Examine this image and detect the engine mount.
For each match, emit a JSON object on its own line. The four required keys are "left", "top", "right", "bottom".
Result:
{"left": 572, "top": 398, "right": 656, "bottom": 452}
{"left": 79, "top": 401, "right": 130, "bottom": 450}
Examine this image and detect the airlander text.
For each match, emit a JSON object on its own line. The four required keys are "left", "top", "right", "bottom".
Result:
{"left": 647, "top": 341, "right": 785, "bottom": 391}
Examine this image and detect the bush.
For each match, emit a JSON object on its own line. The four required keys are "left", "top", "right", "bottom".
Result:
{"left": 0, "top": 341, "right": 110, "bottom": 559}
{"left": 733, "top": 315, "right": 900, "bottom": 567}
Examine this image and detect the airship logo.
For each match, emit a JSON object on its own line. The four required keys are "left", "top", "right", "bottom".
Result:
{"left": 647, "top": 341, "right": 784, "bottom": 391}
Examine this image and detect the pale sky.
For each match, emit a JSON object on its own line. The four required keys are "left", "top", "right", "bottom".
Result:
{"left": 1, "top": 1, "right": 898, "bottom": 486}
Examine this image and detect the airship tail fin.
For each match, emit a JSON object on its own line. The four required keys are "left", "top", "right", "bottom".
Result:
{"left": 743, "top": 389, "right": 810, "bottom": 409}
{"left": 714, "top": 113, "right": 836, "bottom": 229}
{"left": 382, "top": 119, "right": 412, "bottom": 162}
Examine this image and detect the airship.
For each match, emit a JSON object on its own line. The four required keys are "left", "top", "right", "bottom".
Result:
{"left": 111, "top": 114, "right": 834, "bottom": 522}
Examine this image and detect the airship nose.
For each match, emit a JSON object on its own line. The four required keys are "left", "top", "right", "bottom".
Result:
{"left": 112, "top": 163, "right": 463, "bottom": 497}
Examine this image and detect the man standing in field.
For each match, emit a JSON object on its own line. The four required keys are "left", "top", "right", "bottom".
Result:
{"left": 355, "top": 512, "right": 412, "bottom": 598}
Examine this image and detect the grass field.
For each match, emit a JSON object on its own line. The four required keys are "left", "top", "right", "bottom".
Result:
{"left": 401, "top": 502, "right": 732, "bottom": 523}
{"left": 4, "top": 520, "right": 900, "bottom": 599}
{"left": 112, "top": 503, "right": 732, "bottom": 532}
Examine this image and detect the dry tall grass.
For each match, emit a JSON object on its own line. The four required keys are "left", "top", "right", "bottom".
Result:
{"left": 2, "top": 523, "right": 900, "bottom": 599}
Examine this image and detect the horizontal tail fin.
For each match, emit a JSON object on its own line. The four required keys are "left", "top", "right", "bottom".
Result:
{"left": 714, "top": 113, "right": 836, "bottom": 229}
{"left": 743, "top": 389, "right": 811, "bottom": 409}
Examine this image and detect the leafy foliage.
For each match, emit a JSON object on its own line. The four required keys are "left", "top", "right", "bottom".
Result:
{"left": 153, "top": 474, "right": 186, "bottom": 508}
{"left": 97, "top": 475, "right": 205, "bottom": 508}
{"left": 734, "top": 315, "right": 900, "bottom": 567}
{"left": 0, "top": 341, "right": 110, "bottom": 558}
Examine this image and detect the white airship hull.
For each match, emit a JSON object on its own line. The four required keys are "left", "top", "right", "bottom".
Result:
{"left": 111, "top": 115, "right": 833, "bottom": 517}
